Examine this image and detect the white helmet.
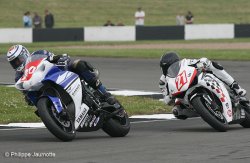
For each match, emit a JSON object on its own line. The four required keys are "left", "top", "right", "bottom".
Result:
{"left": 6, "top": 45, "right": 30, "bottom": 71}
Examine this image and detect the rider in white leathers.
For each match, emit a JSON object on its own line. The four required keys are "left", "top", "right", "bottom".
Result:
{"left": 159, "top": 52, "right": 247, "bottom": 107}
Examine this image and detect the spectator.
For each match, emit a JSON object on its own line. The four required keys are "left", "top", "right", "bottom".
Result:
{"left": 103, "top": 20, "right": 115, "bottom": 26}
{"left": 176, "top": 13, "right": 185, "bottom": 25}
{"left": 33, "top": 12, "right": 42, "bottom": 28}
{"left": 23, "top": 11, "right": 32, "bottom": 28}
{"left": 44, "top": 9, "right": 54, "bottom": 28}
{"left": 185, "top": 11, "right": 194, "bottom": 24}
{"left": 135, "top": 7, "right": 145, "bottom": 26}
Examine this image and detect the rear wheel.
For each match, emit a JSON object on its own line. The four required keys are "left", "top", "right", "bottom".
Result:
{"left": 102, "top": 108, "right": 130, "bottom": 137}
{"left": 37, "top": 97, "right": 76, "bottom": 141}
{"left": 191, "top": 96, "right": 228, "bottom": 132}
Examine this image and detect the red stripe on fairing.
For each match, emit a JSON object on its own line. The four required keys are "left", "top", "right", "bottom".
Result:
{"left": 173, "top": 91, "right": 181, "bottom": 96}
{"left": 21, "top": 59, "right": 44, "bottom": 81}
{"left": 173, "top": 69, "right": 197, "bottom": 96}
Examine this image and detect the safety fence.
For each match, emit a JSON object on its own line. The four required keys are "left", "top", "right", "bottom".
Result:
{"left": 0, "top": 24, "right": 250, "bottom": 43}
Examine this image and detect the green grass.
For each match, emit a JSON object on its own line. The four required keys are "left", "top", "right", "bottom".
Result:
{"left": 1, "top": 39, "right": 250, "bottom": 60}
{"left": 1, "top": 0, "right": 250, "bottom": 28}
{"left": 116, "top": 96, "right": 171, "bottom": 116}
{"left": 0, "top": 86, "right": 170, "bottom": 124}
{"left": 49, "top": 49, "right": 250, "bottom": 61}
{"left": 0, "top": 86, "right": 40, "bottom": 123}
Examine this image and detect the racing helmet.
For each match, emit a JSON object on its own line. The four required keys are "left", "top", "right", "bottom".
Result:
{"left": 160, "top": 52, "right": 180, "bottom": 75}
{"left": 6, "top": 45, "right": 30, "bottom": 71}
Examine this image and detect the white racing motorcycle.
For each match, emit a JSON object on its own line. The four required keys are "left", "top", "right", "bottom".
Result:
{"left": 15, "top": 54, "right": 130, "bottom": 141}
{"left": 166, "top": 59, "right": 250, "bottom": 131}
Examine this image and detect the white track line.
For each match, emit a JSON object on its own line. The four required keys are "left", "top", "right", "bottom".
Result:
{"left": 130, "top": 114, "right": 175, "bottom": 119}
{"left": 109, "top": 90, "right": 161, "bottom": 96}
{"left": 131, "top": 119, "right": 177, "bottom": 124}
{"left": 0, "top": 114, "right": 176, "bottom": 130}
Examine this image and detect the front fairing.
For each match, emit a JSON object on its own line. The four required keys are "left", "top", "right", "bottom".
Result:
{"left": 15, "top": 60, "right": 57, "bottom": 91}
{"left": 167, "top": 59, "right": 197, "bottom": 96}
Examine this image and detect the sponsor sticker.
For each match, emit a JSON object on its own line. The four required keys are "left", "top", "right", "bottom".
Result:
{"left": 227, "top": 110, "right": 232, "bottom": 117}
{"left": 76, "top": 108, "right": 88, "bottom": 123}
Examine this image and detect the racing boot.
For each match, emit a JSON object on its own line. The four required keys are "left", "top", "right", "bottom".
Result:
{"left": 230, "top": 81, "right": 247, "bottom": 97}
{"left": 94, "top": 82, "right": 118, "bottom": 105}
{"left": 101, "top": 92, "right": 117, "bottom": 105}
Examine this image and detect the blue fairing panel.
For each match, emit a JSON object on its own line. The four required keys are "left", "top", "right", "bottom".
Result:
{"left": 42, "top": 70, "right": 79, "bottom": 89}
{"left": 47, "top": 95, "right": 63, "bottom": 113}
{"left": 44, "top": 66, "right": 62, "bottom": 79}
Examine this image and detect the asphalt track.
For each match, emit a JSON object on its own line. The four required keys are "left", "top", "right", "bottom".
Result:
{"left": 1, "top": 56, "right": 250, "bottom": 92}
{"left": 1, "top": 56, "right": 250, "bottom": 163}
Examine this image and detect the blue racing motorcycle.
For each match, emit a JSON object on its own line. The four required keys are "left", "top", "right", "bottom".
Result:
{"left": 15, "top": 54, "right": 130, "bottom": 141}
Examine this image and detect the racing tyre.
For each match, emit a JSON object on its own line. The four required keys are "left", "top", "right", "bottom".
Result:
{"left": 191, "top": 96, "right": 228, "bottom": 132}
{"left": 102, "top": 109, "right": 130, "bottom": 137}
{"left": 240, "top": 111, "right": 250, "bottom": 128}
{"left": 37, "top": 97, "right": 76, "bottom": 141}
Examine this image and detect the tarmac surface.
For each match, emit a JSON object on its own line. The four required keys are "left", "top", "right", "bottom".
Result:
{"left": 1, "top": 56, "right": 250, "bottom": 92}
{"left": 0, "top": 56, "right": 250, "bottom": 163}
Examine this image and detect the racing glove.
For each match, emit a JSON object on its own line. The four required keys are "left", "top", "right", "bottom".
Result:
{"left": 196, "top": 58, "right": 211, "bottom": 70}
{"left": 159, "top": 76, "right": 168, "bottom": 96}
{"left": 159, "top": 76, "right": 174, "bottom": 105}
{"left": 48, "top": 54, "right": 71, "bottom": 67}
{"left": 56, "top": 54, "right": 71, "bottom": 66}
{"left": 48, "top": 53, "right": 60, "bottom": 63}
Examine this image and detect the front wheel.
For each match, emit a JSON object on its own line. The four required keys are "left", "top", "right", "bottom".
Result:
{"left": 102, "top": 109, "right": 130, "bottom": 137}
{"left": 37, "top": 97, "right": 76, "bottom": 141}
{"left": 191, "top": 96, "right": 228, "bottom": 132}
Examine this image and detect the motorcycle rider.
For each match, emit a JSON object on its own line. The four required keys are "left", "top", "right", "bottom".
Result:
{"left": 6, "top": 44, "right": 117, "bottom": 106}
{"left": 159, "top": 52, "right": 247, "bottom": 117}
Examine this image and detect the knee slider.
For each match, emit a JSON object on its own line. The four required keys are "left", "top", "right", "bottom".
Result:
{"left": 212, "top": 61, "right": 224, "bottom": 70}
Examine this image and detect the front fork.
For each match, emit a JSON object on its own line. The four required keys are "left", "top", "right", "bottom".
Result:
{"left": 230, "top": 94, "right": 249, "bottom": 123}
{"left": 202, "top": 94, "right": 226, "bottom": 121}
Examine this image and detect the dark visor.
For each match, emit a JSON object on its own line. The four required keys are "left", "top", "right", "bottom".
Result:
{"left": 10, "top": 49, "right": 29, "bottom": 70}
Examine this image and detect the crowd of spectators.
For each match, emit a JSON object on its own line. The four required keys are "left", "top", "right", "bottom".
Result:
{"left": 133, "top": 7, "right": 194, "bottom": 26}
{"left": 103, "top": 7, "right": 145, "bottom": 27}
{"left": 22, "top": 9, "right": 54, "bottom": 28}
{"left": 22, "top": 7, "right": 195, "bottom": 28}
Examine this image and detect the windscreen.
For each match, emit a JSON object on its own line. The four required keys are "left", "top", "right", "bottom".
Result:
{"left": 25, "top": 54, "right": 47, "bottom": 66}
{"left": 167, "top": 61, "right": 181, "bottom": 78}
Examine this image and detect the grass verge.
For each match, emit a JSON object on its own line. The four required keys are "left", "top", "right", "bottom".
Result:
{"left": 0, "top": 86, "right": 40, "bottom": 124}
{"left": 0, "top": 86, "right": 171, "bottom": 124}
{"left": 1, "top": 40, "right": 250, "bottom": 60}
